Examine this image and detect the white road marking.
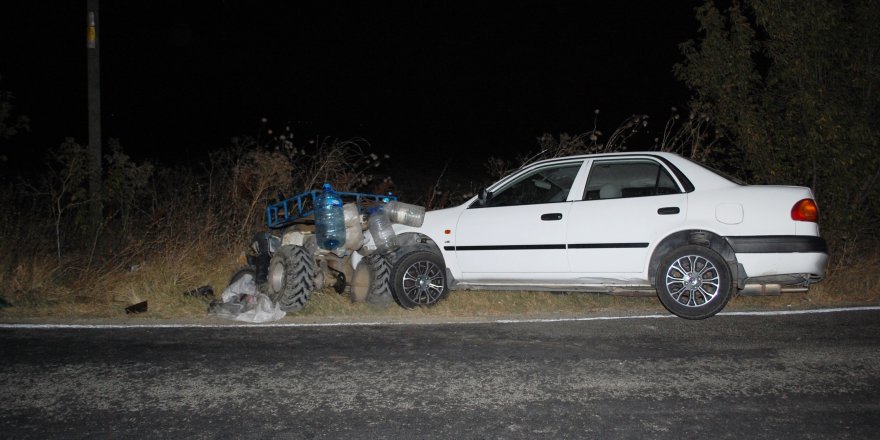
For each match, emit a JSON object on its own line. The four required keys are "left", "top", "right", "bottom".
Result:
{"left": 1, "top": 306, "right": 879, "bottom": 329}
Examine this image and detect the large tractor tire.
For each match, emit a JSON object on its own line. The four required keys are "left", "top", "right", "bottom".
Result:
{"left": 350, "top": 254, "right": 394, "bottom": 307}
{"left": 267, "top": 244, "right": 318, "bottom": 312}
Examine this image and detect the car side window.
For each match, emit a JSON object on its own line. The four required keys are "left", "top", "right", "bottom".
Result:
{"left": 482, "top": 163, "right": 582, "bottom": 208}
{"left": 582, "top": 159, "right": 681, "bottom": 201}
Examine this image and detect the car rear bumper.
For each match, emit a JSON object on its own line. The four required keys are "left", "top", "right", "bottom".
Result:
{"left": 726, "top": 235, "right": 829, "bottom": 282}
{"left": 726, "top": 235, "right": 828, "bottom": 254}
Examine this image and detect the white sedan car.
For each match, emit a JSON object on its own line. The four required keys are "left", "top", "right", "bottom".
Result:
{"left": 360, "top": 151, "right": 828, "bottom": 319}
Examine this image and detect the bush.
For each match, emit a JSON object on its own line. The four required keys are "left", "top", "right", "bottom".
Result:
{"left": 674, "top": 0, "right": 880, "bottom": 260}
{"left": 0, "top": 128, "right": 388, "bottom": 316}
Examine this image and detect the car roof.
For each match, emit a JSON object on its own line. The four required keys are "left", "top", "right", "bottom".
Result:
{"left": 524, "top": 151, "right": 680, "bottom": 167}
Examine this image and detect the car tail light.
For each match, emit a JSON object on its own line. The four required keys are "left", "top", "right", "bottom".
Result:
{"left": 791, "top": 199, "right": 819, "bottom": 222}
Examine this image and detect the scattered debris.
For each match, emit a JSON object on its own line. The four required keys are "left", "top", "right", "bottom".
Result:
{"left": 208, "top": 270, "right": 285, "bottom": 323}
{"left": 125, "top": 301, "right": 148, "bottom": 314}
{"left": 183, "top": 285, "right": 214, "bottom": 298}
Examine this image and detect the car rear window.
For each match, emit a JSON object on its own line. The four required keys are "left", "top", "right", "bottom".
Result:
{"left": 685, "top": 157, "right": 747, "bottom": 185}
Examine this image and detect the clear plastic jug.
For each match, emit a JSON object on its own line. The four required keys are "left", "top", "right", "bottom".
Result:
{"left": 315, "top": 183, "right": 346, "bottom": 250}
{"left": 368, "top": 208, "right": 399, "bottom": 254}
{"left": 384, "top": 201, "right": 426, "bottom": 227}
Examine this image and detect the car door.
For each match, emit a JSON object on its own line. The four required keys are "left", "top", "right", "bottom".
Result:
{"left": 567, "top": 157, "right": 688, "bottom": 274}
{"left": 454, "top": 160, "right": 585, "bottom": 278}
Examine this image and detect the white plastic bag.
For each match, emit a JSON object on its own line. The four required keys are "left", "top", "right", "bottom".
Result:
{"left": 208, "top": 271, "right": 286, "bottom": 323}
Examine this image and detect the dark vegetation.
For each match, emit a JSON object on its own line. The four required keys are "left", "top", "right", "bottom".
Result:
{"left": 0, "top": 0, "right": 877, "bottom": 317}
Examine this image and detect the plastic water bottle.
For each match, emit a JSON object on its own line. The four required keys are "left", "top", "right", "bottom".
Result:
{"left": 315, "top": 183, "right": 346, "bottom": 250}
{"left": 384, "top": 201, "right": 426, "bottom": 227}
{"left": 368, "top": 208, "right": 399, "bottom": 254}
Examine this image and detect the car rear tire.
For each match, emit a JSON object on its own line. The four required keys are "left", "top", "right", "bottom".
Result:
{"left": 267, "top": 244, "right": 317, "bottom": 312}
{"left": 655, "top": 245, "right": 733, "bottom": 319}
{"left": 390, "top": 251, "right": 448, "bottom": 309}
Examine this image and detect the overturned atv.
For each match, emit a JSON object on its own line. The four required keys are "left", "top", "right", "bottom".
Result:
{"left": 245, "top": 185, "right": 444, "bottom": 313}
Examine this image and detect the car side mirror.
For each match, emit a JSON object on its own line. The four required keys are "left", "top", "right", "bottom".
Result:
{"left": 478, "top": 188, "right": 491, "bottom": 206}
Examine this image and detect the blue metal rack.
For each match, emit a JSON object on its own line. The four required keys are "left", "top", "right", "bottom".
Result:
{"left": 267, "top": 189, "right": 397, "bottom": 229}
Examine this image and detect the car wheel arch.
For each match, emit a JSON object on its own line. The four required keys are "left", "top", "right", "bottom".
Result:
{"left": 391, "top": 232, "right": 444, "bottom": 260}
{"left": 648, "top": 230, "right": 741, "bottom": 288}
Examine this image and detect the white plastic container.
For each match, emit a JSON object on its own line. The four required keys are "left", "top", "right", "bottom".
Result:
{"left": 384, "top": 201, "right": 425, "bottom": 227}
{"left": 340, "top": 203, "right": 364, "bottom": 251}
{"left": 343, "top": 221, "right": 364, "bottom": 251}
{"left": 342, "top": 203, "right": 361, "bottom": 227}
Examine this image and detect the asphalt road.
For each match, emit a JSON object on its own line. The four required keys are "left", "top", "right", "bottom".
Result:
{"left": 2, "top": 309, "right": 880, "bottom": 439}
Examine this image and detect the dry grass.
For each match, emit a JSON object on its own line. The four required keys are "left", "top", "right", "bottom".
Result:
{"left": 2, "top": 246, "right": 877, "bottom": 323}
{"left": 297, "top": 289, "right": 666, "bottom": 322}
{"left": 0, "top": 236, "right": 243, "bottom": 320}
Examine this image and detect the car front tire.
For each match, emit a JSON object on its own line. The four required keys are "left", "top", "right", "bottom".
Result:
{"left": 390, "top": 251, "right": 449, "bottom": 309}
{"left": 655, "top": 245, "right": 733, "bottom": 319}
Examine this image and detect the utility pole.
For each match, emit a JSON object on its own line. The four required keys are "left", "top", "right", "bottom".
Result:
{"left": 86, "top": 0, "right": 102, "bottom": 227}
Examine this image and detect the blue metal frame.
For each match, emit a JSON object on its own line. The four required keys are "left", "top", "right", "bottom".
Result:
{"left": 267, "top": 190, "right": 397, "bottom": 229}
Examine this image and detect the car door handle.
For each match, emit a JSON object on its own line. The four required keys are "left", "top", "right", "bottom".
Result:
{"left": 541, "top": 213, "right": 563, "bottom": 221}
{"left": 658, "top": 207, "right": 680, "bottom": 215}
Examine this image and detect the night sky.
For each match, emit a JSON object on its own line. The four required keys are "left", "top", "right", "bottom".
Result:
{"left": 1, "top": 1, "right": 699, "bottom": 180}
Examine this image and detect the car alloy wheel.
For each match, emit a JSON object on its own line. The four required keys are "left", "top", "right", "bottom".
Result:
{"left": 664, "top": 253, "right": 721, "bottom": 307}
{"left": 656, "top": 245, "right": 733, "bottom": 319}
{"left": 390, "top": 251, "right": 448, "bottom": 308}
